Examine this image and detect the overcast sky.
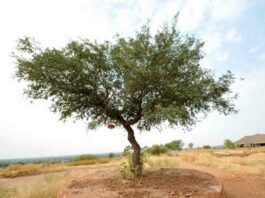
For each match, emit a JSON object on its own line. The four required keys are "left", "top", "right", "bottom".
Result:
{"left": 1, "top": 0, "right": 265, "bottom": 159}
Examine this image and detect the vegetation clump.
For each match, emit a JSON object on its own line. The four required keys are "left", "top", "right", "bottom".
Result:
{"left": 224, "top": 139, "right": 236, "bottom": 149}
{"left": 203, "top": 145, "right": 212, "bottom": 149}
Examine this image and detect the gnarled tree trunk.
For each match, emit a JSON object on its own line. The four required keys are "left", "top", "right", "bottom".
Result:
{"left": 124, "top": 124, "right": 142, "bottom": 177}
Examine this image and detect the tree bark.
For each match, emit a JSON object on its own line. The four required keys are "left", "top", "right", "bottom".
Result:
{"left": 124, "top": 124, "right": 142, "bottom": 177}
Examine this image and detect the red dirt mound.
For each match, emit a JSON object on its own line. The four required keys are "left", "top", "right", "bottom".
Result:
{"left": 57, "top": 168, "right": 225, "bottom": 198}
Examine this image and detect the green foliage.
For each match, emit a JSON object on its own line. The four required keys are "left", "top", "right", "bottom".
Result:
{"left": 120, "top": 156, "right": 134, "bottom": 180}
{"left": 224, "top": 139, "right": 235, "bottom": 149}
{"left": 164, "top": 140, "right": 184, "bottom": 151}
{"left": 120, "top": 151, "right": 146, "bottom": 179}
{"left": 147, "top": 144, "right": 168, "bottom": 155}
{"left": 73, "top": 154, "right": 97, "bottom": 162}
{"left": 123, "top": 145, "right": 133, "bottom": 156}
{"left": 13, "top": 15, "right": 237, "bottom": 132}
{"left": 108, "top": 152, "right": 114, "bottom": 158}
{"left": 188, "top": 143, "right": 194, "bottom": 150}
{"left": 203, "top": 145, "right": 211, "bottom": 149}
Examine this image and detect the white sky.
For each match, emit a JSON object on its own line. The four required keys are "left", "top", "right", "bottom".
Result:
{"left": 1, "top": 0, "right": 265, "bottom": 159}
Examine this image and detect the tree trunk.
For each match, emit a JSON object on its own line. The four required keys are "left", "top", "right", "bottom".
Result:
{"left": 124, "top": 124, "right": 142, "bottom": 177}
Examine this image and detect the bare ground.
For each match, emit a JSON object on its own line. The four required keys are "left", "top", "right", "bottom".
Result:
{"left": 178, "top": 161, "right": 265, "bottom": 198}
{"left": 1, "top": 160, "right": 265, "bottom": 198}
{"left": 58, "top": 168, "right": 224, "bottom": 198}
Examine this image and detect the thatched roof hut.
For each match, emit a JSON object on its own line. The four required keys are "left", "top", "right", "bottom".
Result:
{"left": 235, "top": 134, "right": 265, "bottom": 147}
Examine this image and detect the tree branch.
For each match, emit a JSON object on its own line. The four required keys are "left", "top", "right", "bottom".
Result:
{"left": 126, "top": 113, "right": 141, "bottom": 125}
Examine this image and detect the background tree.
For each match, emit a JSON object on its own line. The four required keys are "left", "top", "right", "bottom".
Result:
{"left": 108, "top": 152, "right": 115, "bottom": 158}
{"left": 13, "top": 16, "right": 237, "bottom": 177}
{"left": 224, "top": 139, "right": 236, "bottom": 149}
{"left": 164, "top": 140, "right": 184, "bottom": 151}
{"left": 203, "top": 145, "right": 212, "bottom": 149}
{"left": 188, "top": 143, "right": 194, "bottom": 150}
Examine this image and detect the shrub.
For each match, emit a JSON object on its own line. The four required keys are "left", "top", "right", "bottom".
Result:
{"left": 164, "top": 140, "right": 184, "bottom": 151}
{"left": 108, "top": 153, "right": 114, "bottom": 158}
{"left": 224, "top": 139, "right": 236, "bottom": 149}
{"left": 203, "top": 145, "right": 211, "bottom": 149}
{"left": 120, "top": 151, "right": 146, "bottom": 179}
{"left": 148, "top": 144, "right": 167, "bottom": 155}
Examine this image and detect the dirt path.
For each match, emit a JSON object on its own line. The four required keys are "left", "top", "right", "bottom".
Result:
{"left": 178, "top": 161, "right": 265, "bottom": 198}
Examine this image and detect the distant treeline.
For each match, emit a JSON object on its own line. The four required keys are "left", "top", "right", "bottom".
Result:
{"left": 0, "top": 152, "right": 122, "bottom": 167}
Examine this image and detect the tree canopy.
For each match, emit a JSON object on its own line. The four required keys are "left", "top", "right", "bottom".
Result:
{"left": 13, "top": 17, "right": 237, "bottom": 176}
{"left": 13, "top": 19, "right": 237, "bottom": 132}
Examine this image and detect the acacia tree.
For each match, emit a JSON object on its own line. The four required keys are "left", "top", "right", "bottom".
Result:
{"left": 13, "top": 18, "right": 237, "bottom": 177}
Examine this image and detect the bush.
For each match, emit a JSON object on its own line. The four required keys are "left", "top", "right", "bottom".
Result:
{"left": 164, "top": 140, "right": 184, "bottom": 151}
{"left": 120, "top": 150, "right": 146, "bottom": 179}
{"left": 148, "top": 145, "right": 168, "bottom": 155}
{"left": 203, "top": 145, "right": 211, "bottom": 149}
{"left": 108, "top": 153, "right": 114, "bottom": 158}
{"left": 224, "top": 139, "right": 236, "bottom": 149}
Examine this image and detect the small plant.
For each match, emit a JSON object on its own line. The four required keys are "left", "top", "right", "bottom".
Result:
{"left": 120, "top": 151, "right": 146, "bottom": 179}
{"left": 120, "top": 161, "right": 134, "bottom": 180}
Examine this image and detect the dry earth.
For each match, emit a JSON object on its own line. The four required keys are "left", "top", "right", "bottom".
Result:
{"left": 58, "top": 168, "right": 224, "bottom": 198}
{"left": 1, "top": 158, "right": 265, "bottom": 198}
{"left": 178, "top": 161, "right": 265, "bottom": 198}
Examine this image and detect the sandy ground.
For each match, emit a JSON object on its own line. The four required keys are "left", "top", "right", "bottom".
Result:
{"left": 178, "top": 161, "right": 265, "bottom": 198}
{"left": 0, "top": 160, "right": 265, "bottom": 198}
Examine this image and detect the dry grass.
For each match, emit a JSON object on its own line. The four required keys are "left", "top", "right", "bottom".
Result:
{"left": 69, "top": 157, "right": 110, "bottom": 166}
{"left": 0, "top": 157, "right": 112, "bottom": 178}
{"left": 145, "top": 155, "right": 179, "bottom": 170}
{"left": 0, "top": 172, "right": 80, "bottom": 198}
{"left": 179, "top": 147, "right": 265, "bottom": 175}
{"left": 0, "top": 163, "right": 68, "bottom": 178}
